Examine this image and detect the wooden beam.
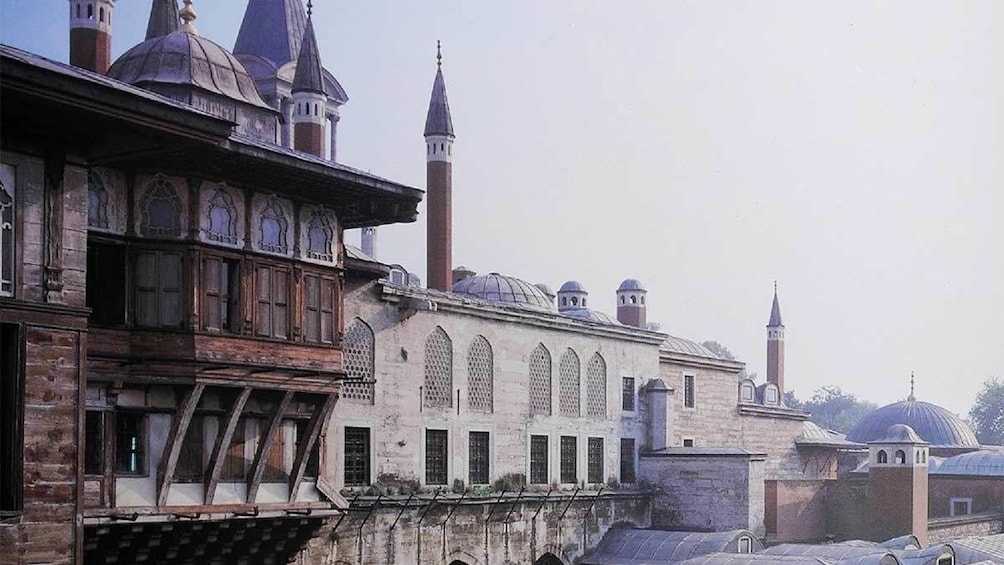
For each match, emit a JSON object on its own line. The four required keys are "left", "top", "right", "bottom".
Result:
{"left": 287, "top": 393, "right": 338, "bottom": 502}
{"left": 204, "top": 387, "right": 252, "bottom": 504}
{"left": 245, "top": 391, "right": 294, "bottom": 503}
{"left": 155, "top": 383, "right": 206, "bottom": 507}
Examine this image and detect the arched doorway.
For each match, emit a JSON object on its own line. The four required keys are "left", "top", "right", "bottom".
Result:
{"left": 535, "top": 554, "right": 564, "bottom": 565}
{"left": 449, "top": 562, "right": 471, "bottom": 565}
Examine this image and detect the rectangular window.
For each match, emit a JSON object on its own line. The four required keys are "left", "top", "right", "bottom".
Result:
{"left": 622, "top": 377, "right": 635, "bottom": 411}
{"left": 85, "top": 411, "right": 104, "bottom": 476}
{"left": 469, "top": 431, "right": 490, "bottom": 485}
{"left": 262, "top": 419, "right": 286, "bottom": 482}
{"left": 951, "top": 498, "right": 972, "bottom": 517}
{"left": 530, "top": 435, "right": 548, "bottom": 485}
{"left": 426, "top": 429, "right": 448, "bottom": 485}
{"left": 294, "top": 420, "right": 320, "bottom": 478}
{"left": 683, "top": 438, "right": 695, "bottom": 447}
{"left": 344, "top": 427, "right": 371, "bottom": 486}
{"left": 203, "top": 257, "right": 240, "bottom": 333}
{"left": 588, "top": 437, "right": 604, "bottom": 484}
{"left": 116, "top": 412, "right": 146, "bottom": 476}
{"left": 221, "top": 418, "right": 247, "bottom": 481}
{"left": 87, "top": 242, "right": 126, "bottom": 325}
{"left": 684, "top": 375, "right": 695, "bottom": 408}
{"left": 620, "top": 438, "right": 636, "bottom": 484}
{"left": 0, "top": 324, "right": 22, "bottom": 512}
{"left": 304, "top": 275, "right": 337, "bottom": 344}
{"left": 560, "top": 436, "right": 577, "bottom": 484}
{"left": 255, "top": 266, "right": 289, "bottom": 339}
{"left": 0, "top": 164, "right": 15, "bottom": 297}
{"left": 134, "top": 251, "right": 183, "bottom": 328}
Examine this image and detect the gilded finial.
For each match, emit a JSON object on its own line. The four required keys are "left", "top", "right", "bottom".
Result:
{"left": 180, "top": 0, "right": 198, "bottom": 35}
{"left": 908, "top": 372, "right": 916, "bottom": 402}
{"left": 437, "top": 40, "right": 442, "bottom": 68}
{"left": 307, "top": 0, "right": 313, "bottom": 17}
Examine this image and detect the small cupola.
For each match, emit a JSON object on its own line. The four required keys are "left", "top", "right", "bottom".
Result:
{"left": 557, "top": 280, "right": 588, "bottom": 312}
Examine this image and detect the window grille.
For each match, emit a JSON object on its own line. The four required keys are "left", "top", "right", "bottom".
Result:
{"left": 587, "top": 437, "right": 603, "bottom": 484}
{"left": 467, "top": 336, "right": 493, "bottom": 413}
{"left": 140, "top": 177, "right": 181, "bottom": 237}
{"left": 530, "top": 435, "right": 548, "bottom": 485}
{"left": 469, "top": 431, "right": 490, "bottom": 485}
{"left": 684, "top": 375, "right": 695, "bottom": 408}
{"left": 425, "top": 429, "right": 448, "bottom": 485}
{"left": 560, "top": 436, "right": 577, "bottom": 484}
{"left": 559, "top": 350, "right": 580, "bottom": 417}
{"left": 622, "top": 377, "right": 635, "bottom": 411}
{"left": 206, "top": 188, "right": 238, "bottom": 245}
{"left": 0, "top": 166, "right": 15, "bottom": 296}
{"left": 259, "top": 197, "right": 289, "bottom": 254}
{"left": 305, "top": 210, "right": 335, "bottom": 262}
{"left": 423, "top": 327, "right": 453, "bottom": 409}
{"left": 528, "top": 344, "right": 552, "bottom": 416}
{"left": 342, "top": 318, "right": 375, "bottom": 403}
{"left": 88, "top": 170, "right": 109, "bottom": 229}
{"left": 586, "top": 354, "right": 606, "bottom": 418}
{"left": 344, "top": 427, "right": 370, "bottom": 486}
{"left": 620, "top": 438, "right": 636, "bottom": 484}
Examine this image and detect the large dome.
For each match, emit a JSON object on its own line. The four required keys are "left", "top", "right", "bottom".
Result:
{"left": 108, "top": 31, "right": 270, "bottom": 109}
{"left": 847, "top": 400, "right": 979, "bottom": 449}
{"left": 452, "top": 273, "right": 555, "bottom": 312}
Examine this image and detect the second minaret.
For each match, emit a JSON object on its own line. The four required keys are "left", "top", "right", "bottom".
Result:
{"left": 424, "top": 42, "right": 455, "bottom": 291}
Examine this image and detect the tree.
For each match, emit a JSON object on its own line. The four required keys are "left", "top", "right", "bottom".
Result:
{"left": 783, "top": 390, "right": 804, "bottom": 411}
{"left": 800, "top": 386, "right": 877, "bottom": 433}
{"left": 701, "top": 341, "right": 757, "bottom": 382}
{"left": 970, "top": 377, "right": 1004, "bottom": 445}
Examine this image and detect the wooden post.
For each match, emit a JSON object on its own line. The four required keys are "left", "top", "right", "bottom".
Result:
{"left": 287, "top": 393, "right": 338, "bottom": 502}
{"left": 204, "top": 387, "right": 252, "bottom": 504}
{"left": 246, "top": 390, "right": 294, "bottom": 503}
{"left": 156, "top": 383, "right": 206, "bottom": 507}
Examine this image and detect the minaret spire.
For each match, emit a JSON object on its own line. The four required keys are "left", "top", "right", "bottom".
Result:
{"left": 766, "top": 283, "right": 786, "bottom": 396}
{"left": 291, "top": 0, "right": 327, "bottom": 158}
{"left": 908, "top": 372, "right": 916, "bottom": 402}
{"left": 146, "top": 0, "right": 180, "bottom": 40}
{"left": 425, "top": 40, "right": 456, "bottom": 291}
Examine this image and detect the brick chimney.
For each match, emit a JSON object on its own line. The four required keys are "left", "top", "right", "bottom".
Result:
{"left": 868, "top": 424, "right": 929, "bottom": 545}
{"left": 69, "top": 0, "right": 115, "bottom": 74}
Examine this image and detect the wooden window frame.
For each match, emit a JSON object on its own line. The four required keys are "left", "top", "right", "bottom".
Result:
{"left": 115, "top": 411, "right": 148, "bottom": 477}
{"left": 132, "top": 248, "right": 184, "bottom": 329}
{"left": 254, "top": 261, "right": 291, "bottom": 341}
{"left": 303, "top": 270, "right": 339, "bottom": 345}
{"left": 201, "top": 252, "right": 242, "bottom": 334}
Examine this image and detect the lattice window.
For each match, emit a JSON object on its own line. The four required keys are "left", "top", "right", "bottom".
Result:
{"left": 558, "top": 349, "right": 580, "bottom": 417}
{"left": 528, "top": 344, "right": 551, "bottom": 416}
{"left": 586, "top": 354, "right": 607, "bottom": 418}
{"left": 560, "top": 436, "right": 577, "bottom": 484}
{"left": 622, "top": 377, "right": 635, "bottom": 411}
{"left": 259, "top": 196, "right": 289, "bottom": 254}
{"left": 530, "top": 435, "right": 548, "bottom": 484}
{"left": 342, "top": 318, "right": 375, "bottom": 404}
{"left": 587, "top": 437, "right": 603, "bottom": 484}
{"left": 426, "top": 429, "right": 448, "bottom": 485}
{"left": 88, "top": 170, "right": 109, "bottom": 229}
{"left": 423, "top": 327, "right": 453, "bottom": 409}
{"left": 206, "top": 188, "right": 238, "bottom": 245}
{"left": 467, "top": 336, "right": 493, "bottom": 413}
{"left": 305, "top": 209, "right": 335, "bottom": 262}
{"left": 469, "top": 431, "right": 490, "bottom": 485}
{"left": 140, "top": 177, "right": 181, "bottom": 237}
{"left": 0, "top": 166, "right": 14, "bottom": 297}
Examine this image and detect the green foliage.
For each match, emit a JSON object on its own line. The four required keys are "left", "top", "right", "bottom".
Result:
{"left": 970, "top": 377, "right": 1004, "bottom": 445}
{"left": 491, "top": 472, "right": 526, "bottom": 493}
{"left": 797, "top": 386, "right": 877, "bottom": 433}
{"left": 701, "top": 340, "right": 757, "bottom": 381}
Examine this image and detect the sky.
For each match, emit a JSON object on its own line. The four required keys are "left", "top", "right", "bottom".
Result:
{"left": 1, "top": 0, "right": 1000, "bottom": 416}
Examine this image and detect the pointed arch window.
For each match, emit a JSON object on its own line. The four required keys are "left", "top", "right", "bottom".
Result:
{"left": 140, "top": 177, "right": 181, "bottom": 237}
{"left": 528, "top": 344, "right": 552, "bottom": 416}
{"left": 0, "top": 166, "right": 14, "bottom": 297}
{"left": 424, "top": 327, "right": 452, "bottom": 409}
{"left": 468, "top": 336, "right": 493, "bottom": 413}
{"left": 88, "top": 171, "right": 109, "bottom": 230}
{"left": 342, "top": 318, "right": 375, "bottom": 404}
{"left": 306, "top": 210, "right": 335, "bottom": 262}
{"left": 259, "top": 197, "right": 289, "bottom": 254}
{"left": 559, "top": 349, "right": 580, "bottom": 417}
{"left": 206, "top": 188, "right": 238, "bottom": 245}
{"left": 877, "top": 450, "right": 888, "bottom": 464}
{"left": 586, "top": 353, "right": 607, "bottom": 418}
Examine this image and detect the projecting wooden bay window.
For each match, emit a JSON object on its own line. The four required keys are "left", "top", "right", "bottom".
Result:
{"left": 134, "top": 251, "right": 183, "bottom": 328}
{"left": 304, "top": 274, "right": 338, "bottom": 344}
{"left": 202, "top": 256, "right": 241, "bottom": 333}
{"left": 255, "top": 265, "right": 289, "bottom": 339}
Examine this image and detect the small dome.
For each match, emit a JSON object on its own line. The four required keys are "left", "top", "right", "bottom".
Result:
{"left": 452, "top": 273, "right": 555, "bottom": 312}
{"left": 108, "top": 31, "right": 271, "bottom": 110}
{"left": 847, "top": 400, "right": 979, "bottom": 449}
{"left": 561, "top": 308, "right": 618, "bottom": 325}
{"left": 872, "top": 424, "right": 926, "bottom": 445}
{"left": 933, "top": 450, "right": 1004, "bottom": 477}
{"left": 618, "top": 278, "right": 647, "bottom": 292}
{"left": 559, "top": 280, "right": 586, "bottom": 293}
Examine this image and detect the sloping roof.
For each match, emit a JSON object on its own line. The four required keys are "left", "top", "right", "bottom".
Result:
{"left": 145, "top": 0, "right": 180, "bottom": 40}
{"left": 292, "top": 17, "right": 325, "bottom": 94}
{"left": 950, "top": 535, "right": 1004, "bottom": 562}
{"left": 234, "top": 0, "right": 307, "bottom": 69}
{"left": 424, "top": 67, "right": 454, "bottom": 137}
{"left": 581, "top": 529, "right": 763, "bottom": 565}
{"left": 795, "top": 421, "right": 865, "bottom": 449}
{"left": 847, "top": 400, "right": 979, "bottom": 449}
{"left": 562, "top": 308, "right": 619, "bottom": 325}
{"left": 933, "top": 450, "right": 1004, "bottom": 477}
{"left": 661, "top": 336, "right": 721, "bottom": 360}
{"left": 764, "top": 544, "right": 899, "bottom": 564}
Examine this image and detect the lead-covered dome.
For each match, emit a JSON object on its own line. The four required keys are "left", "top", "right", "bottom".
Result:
{"left": 847, "top": 400, "right": 979, "bottom": 449}
{"left": 618, "top": 278, "right": 646, "bottom": 291}
{"left": 452, "top": 273, "right": 555, "bottom": 312}
{"left": 108, "top": 31, "right": 271, "bottom": 110}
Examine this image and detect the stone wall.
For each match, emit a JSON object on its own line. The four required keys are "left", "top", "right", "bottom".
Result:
{"left": 296, "top": 493, "right": 651, "bottom": 565}
{"left": 928, "top": 512, "right": 1004, "bottom": 544}
{"left": 928, "top": 477, "right": 1004, "bottom": 519}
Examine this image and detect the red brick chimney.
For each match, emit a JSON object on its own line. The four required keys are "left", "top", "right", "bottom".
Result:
{"left": 424, "top": 42, "right": 455, "bottom": 292}
{"left": 69, "top": 0, "right": 115, "bottom": 74}
{"left": 767, "top": 283, "right": 785, "bottom": 395}
{"left": 868, "top": 424, "right": 929, "bottom": 545}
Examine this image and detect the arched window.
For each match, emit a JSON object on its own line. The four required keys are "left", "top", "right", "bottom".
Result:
{"left": 558, "top": 349, "right": 580, "bottom": 417}
{"left": 259, "top": 197, "right": 288, "bottom": 254}
{"left": 620, "top": 296, "right": 625, "bottom": 304}
{"left": 895, "top": 450, "right": 907, "bottom": 464}
{"left": 99, "top": 6, "right": 104, "bottom": 22}
{"left": 306, "top": 210, "right": 334, "bottom": 262}
{"left": 342, "top": 318, "right": 375, "bottom": 404}
{"left": 467, "top": 336, "right": 493, "bottom": 413}
{"left": 571, "top": 296, "right": 578, "bottom": 306}
{"left": 630, "top": 295, "right": 637, "bottom": 304}
{"left": 582, "top": 298, "right": 587, "bottom": 307}
{"left": 0, "top": 168, "right": 15, "bottom": 297}
{"left": 585, "top": 353, "right": 607, "bottom": 418}
{"left": 140, "top": 177, "right": 181, "bottom": 237}
{"left": 641, "top": 296, "right": 645, "bottom": 304}
{"left": 877, "top": 450, "right": 888, "bottom": 464}
{"left": 765, "top": 384, "right": 779, "bottom": 405}
{"left": 922, "top": 451, "right": 927, "bottom": 463}
{"left": 423, "top": 327, "right": 452, "bottom": 408}
{"left": 87, "top": 3, "right": 93, "bottom": 18}
{"left": 206, "top": 188, "right": 238, "bottom": 244}
{"left": 561, "top": 297, "right": 567, "bottom": 306}
{"left": 915, "top": 450, "right": 921, "bottom": 464}
{"left": 88, "top": 171, "right": 109, "bottom": 229}
{"left": 739, "top": 381, "right": 755, "bottom": 403}
{"left": 528, "top": 344, "right": 552, "bottom": 416}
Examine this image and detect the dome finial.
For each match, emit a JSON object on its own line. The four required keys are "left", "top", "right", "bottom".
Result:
{"left": 908, "top": 372, "right": 916, "bottom": 402}
{"left": 437, "top": 40, "right": 443, "bottom": 68}
{"left": 180, "top": 0, "right": 198, "bottom": 35}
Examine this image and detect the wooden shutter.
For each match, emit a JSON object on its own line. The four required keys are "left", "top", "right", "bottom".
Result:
{"left": 134, "top": 252, "right": 158, "bottom": 327}
{"left": 255, "top": 267, "right": 272, "bottom": 337}
{"left": 203, "top": 258, "right": 221, "bottom": 331}
{"left": 304, "top": 275, "right": 320, "bottom": 343}
{"left": 273, "top": 270, "right": 288, "bottom": 339}
{"left": 320, "top": 278, "right": 335, "bottom": 344}
{"left": 159, "top": 253, "right": 182, "bottom": 327}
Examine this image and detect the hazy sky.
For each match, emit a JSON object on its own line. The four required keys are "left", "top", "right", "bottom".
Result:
{"left": 2, "top": 1, "right": 1000, "bottom": 416}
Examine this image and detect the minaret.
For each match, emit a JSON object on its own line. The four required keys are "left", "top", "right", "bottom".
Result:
{"left": 68, "top": 0, "right": 115, "bottom": 74}
{"left": 424, "top": 41, "right": 456, "bottom": 291}
{"left": 145, "top": 0, "right": 180, "bottom": 40}
{"left": 767, "top": 282, "right": 785, "bottom": 395}
{"left": 868, "top": 424, "right": 929, "bottom": 545}
{"left": 291, "top": 1, "right": 327, "bottom": 159}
